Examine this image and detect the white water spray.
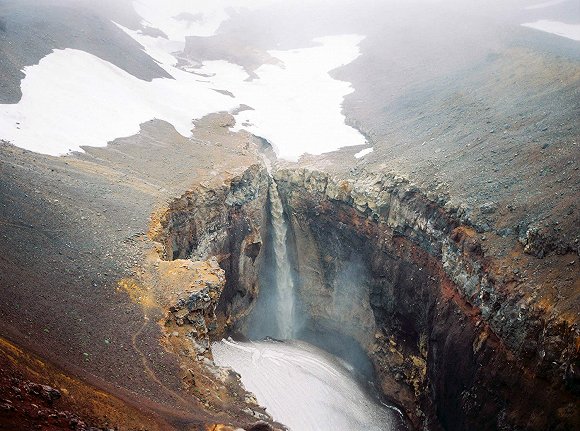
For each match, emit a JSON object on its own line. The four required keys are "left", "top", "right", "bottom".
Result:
{"left": 268, "top": 178, "right": 296, "bottom": 339}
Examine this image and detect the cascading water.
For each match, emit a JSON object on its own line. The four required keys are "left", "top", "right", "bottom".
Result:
{"left": 216, "top": 163, "right": 404, "bottom": 430}
{"left": 268, "top": 177, "right": 297, "bottom": 339}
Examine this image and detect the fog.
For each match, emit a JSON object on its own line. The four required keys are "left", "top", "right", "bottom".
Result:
{"left": 4, "top": 0, "right": 577, "bottom": 106}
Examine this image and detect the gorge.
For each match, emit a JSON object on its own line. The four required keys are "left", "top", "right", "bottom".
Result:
{"left": 0, "top": 1, "right": 578, "bottom": 430}
{"left": 148, "top": 153, "right": 578, "bottom": 430}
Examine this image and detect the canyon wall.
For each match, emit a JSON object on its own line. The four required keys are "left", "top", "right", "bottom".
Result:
{"left": 273, "top": 168, "right": 579, "bottom": 431}
{"left": 150, "top": 161, "right": 578, "bottom": 430}
{"left": 150, "top": 163, "right": 271, "bottom": 334}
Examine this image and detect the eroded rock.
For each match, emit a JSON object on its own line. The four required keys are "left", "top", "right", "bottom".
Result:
{"left": 271, "top": 167, "right": 579, "bottom": 430}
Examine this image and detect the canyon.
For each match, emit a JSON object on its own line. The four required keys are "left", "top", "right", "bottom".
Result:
{"left": 0, "top": 1, "right": 579, "bottom": 430}
{"left": 0, "top": 110, "right": 578, "bottom": 430}
{"left": 145, "top": 154, "right": 579, "bottom": 430}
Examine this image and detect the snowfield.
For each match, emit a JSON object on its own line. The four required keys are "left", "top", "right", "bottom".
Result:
{"left": 521, "top": 20, "right": 580, "bottom": 41}
{"left": 227, "top": 35, "right": 367, "bottom": 161}
{"left": 0, "top": 48, "right": 240, "bottom": 155}
{"left": 0, "top": 0, "right": 368, "bottom": 160}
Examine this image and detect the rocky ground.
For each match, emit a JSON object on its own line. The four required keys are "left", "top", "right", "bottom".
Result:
{"left": 0, "top": 114, "right": 279, "bottom": 430}
{"left": 0, "top": 335, "right": 162, "bottom": 431}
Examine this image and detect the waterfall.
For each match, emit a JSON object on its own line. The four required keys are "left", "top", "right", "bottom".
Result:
{"left": 268, "top": 178, "right": 296, "bottom": 339}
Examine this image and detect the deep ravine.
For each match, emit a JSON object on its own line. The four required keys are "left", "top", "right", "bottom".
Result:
{"left": 212, "top": 172, "right": 405, "bottom": 430}
{"left": 152, "top": 162, "right": 579, "bottom": 431}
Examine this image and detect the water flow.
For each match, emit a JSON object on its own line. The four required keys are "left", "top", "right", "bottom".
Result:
{"left": 268, "top": 179, "right": 296, "bottom": 339}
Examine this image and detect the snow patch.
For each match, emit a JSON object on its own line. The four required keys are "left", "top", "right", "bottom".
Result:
{"left": 521, "top": 20, "right": 580, "bottom": 41}
{"left": 354, "top": 147, "right": 373, "bottom": 158}
{"left": 213, "top": 339, "right": 399, "bottom": 431}
{"left": 121, "top": 17, "right": 368, "bottom": 161}
{"left": 0, "top": 49, "right": 240, "bottom": 155}
{"left": 122, "top": 26, "right": 367, "bottom": 161}
{"left": 228, "top": 35, "right": 368, "bottom": 161}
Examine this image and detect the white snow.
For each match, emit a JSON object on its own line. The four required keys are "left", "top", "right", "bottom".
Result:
{"left": 0, "top": 49, "right": 241, "bottom": 155}
{"left": 118, "top": 26, "right": 368, "bottom": 161}
{"left": 525, "top": 0, "right": 567, "bottom": 10}
{"left": 213, "top": 339, "right": 399, "bottom": 431}
{"left": 354, "top": 147, "right": 374, "bottom": 158}
{"left": 521, "top": 20, "right": 580, "bottom": 41}
{"left": 0, "top": 0, "right": 368, "bottom": 160}
{"left": 227, "top": 34, "right": 367, "bottom": 161}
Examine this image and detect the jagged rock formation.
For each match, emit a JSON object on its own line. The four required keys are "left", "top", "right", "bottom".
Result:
{"left": 142, "top": 256, "right": 274, "bottom": 428}
{"left": 2, "top": 2, "right": 577, "bottom": 430}
{"left": 164, "top": 258, "right": 225, "bottom": 359}
{"left": 269, "top": 167, "right": 579, "bottom": 430}
{"left": 150, "top": 163, "right": 270, "bottom": 332}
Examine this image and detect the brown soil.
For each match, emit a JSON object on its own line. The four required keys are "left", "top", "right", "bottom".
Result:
{"left": 0, "top": 336, "right": 168, "bottom": 431}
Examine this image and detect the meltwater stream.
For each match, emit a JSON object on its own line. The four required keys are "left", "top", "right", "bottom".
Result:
{"left": 213, "top": 339, "right": 401, "bottom": 431}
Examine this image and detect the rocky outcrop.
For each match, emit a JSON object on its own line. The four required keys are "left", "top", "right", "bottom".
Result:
{"left": 273, "top": 167, "right": 579, "bottom": 431}
{"left": 153, "top": 257, "right": 275, "bottom": 428}
{"left": 150, "top": 163, "right": 270, "bottom": 331}
{"left": 162, "top": 257, "right": 225, "bottom": 360}
{"left": 142, "top": 163, "right": 285, "bottom": 429}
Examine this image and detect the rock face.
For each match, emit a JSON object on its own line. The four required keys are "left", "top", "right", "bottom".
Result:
{"left": 272, "top": 167, "right": 579, "bottom": 431}
{"left": 148, "top": 159, "right": 578, "bottom": 430}
{"left": 162, "top": 257, "right": 225, "bottom": 359}
{"left": 153, "top": 257, "right": 274, "bottom": 428}
{"left": 150, "top": 163, "right": 270, "bottom": 331}
{"left": 144, "top": 163, "right": 284, "bottom": 428}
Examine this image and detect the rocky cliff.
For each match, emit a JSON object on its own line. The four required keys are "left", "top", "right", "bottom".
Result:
{"left": 150, "top": 163, "right": 271, "bottom": 333}
{"left": 150, "top": 257, "right": 274, "bottom": 428}
{"left": 3, "top": 117, "right": 574, "bottom": 429}
{"left": 152, "top": 159, "right": 578, "bottom": 430}
{"left": 270, "top": 167, "right": 579, "bottom": 430}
